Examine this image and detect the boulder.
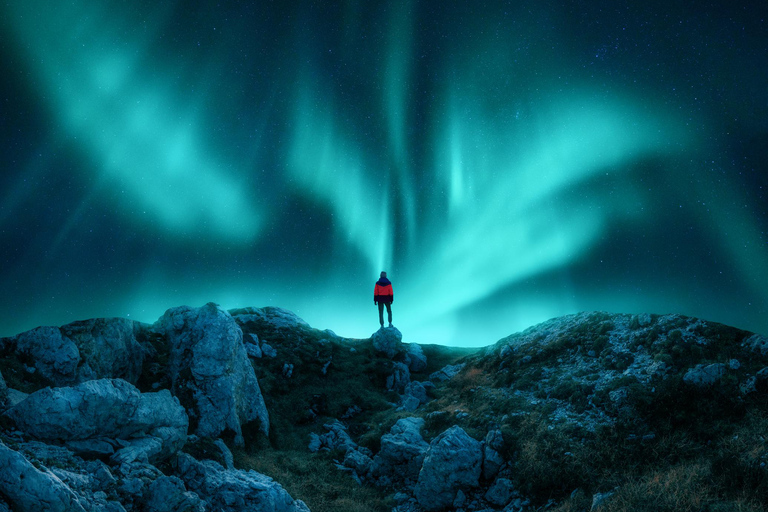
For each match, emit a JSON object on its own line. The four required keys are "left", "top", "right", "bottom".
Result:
{"left": 0, "top": 441, "right": 87, "bottom": 512}
{"left": 229, "top": 307, "right": 310, "bottom": 331}
{"left": 387, "top": 362, "right": 411, "bottom": 393}
{"left": 485, "top": 477, "right": 515, "bottom": 507}
{"left": 343, "top": 449, "right": 374, "bottom": 477}
{"left": 371, "top": 417, "right": 429, "bottom": 485}
{"left": 315, "top": 420, "right": 358, "bottom": 453}
{"left": 404, "top": 381, "right": 429, "bottom": 405}
{"left": 5, "top": 379, "right": 187, "bottom": 464}
{"left": 429, "top": 364, "right": 465, "bottom": 383}
{"left": 142, "top": 475, "right": 205, "bottom": 512}
{"left": 744, "top": 334, "right": 768, "bottom": 356}
{"left": 415, "top": 426, "right": 482, "bottom": 511}
{"left": 60, "top": 318, "right": 147, "bottom": 385}
{"left": 372, "top": 327, "right": 403, "bottom": 358}
{"left": 683, "top": 363, "right": 726, "bottom": 388}
{"left": 9, "top": 319, "right": 148, "bottom": 387}
{"left": 405, "top": 343, "right": 428, "bottom": 372}
{"left": 11, "top": 326, "right": 80, "bottom": 385}
{"left": 483, "top": 428, "right": 505, "bottom": 480}
{"left": 174, "top": 452, "right": 310, "bottom": 512}
{"left": 155, "top": 303, "right": 269, "bottom": 443}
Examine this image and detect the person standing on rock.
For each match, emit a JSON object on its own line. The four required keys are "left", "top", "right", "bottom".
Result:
{"left": 374, "top": 271, "right": 394, "bottom": 328}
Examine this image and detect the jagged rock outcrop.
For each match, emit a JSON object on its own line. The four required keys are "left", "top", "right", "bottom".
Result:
{"left": 230, "top": 306, "right": 310, "bottom": 331}
{"left": 4, "top": 319, "right": 147, "bottom": 387}
{"left": 482, "top": 427, "right": 505, "bottom": 480}
{"left": 5, "top": 379, "right": 187, "bottom": 464}
{"left": 371, "top": 417, "right": 429, "bottom": 486}
{"left": 0, "top": 441, "right": 87, "bottom": 512}
{"left": 414, "top": 426, "right": 482, "bottom": 511}
{"left": 155, "top": 303, "right": 269, "bottom": 444}
{"left": 174, "top": 452, "right": 310, "bottom": 512}
{"left": 405, "top": 343, "right": 428, "bottom": 372}
{"left": 142, "top": 475, "right": 205, "bottom": 512}
{"left": 372, "top": 326, "right": 403, "bottom": 358}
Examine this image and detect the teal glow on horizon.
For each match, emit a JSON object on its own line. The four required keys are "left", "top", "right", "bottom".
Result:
{"left": 1, "top": 1, "right": 766, "bottom": 346}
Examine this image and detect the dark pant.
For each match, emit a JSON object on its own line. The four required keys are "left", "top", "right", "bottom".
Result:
{"left": 377, "top": 302, "right": 392, "bottom": 325}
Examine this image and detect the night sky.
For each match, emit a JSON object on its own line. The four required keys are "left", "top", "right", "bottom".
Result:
{"left": 1, "top": 1, "right": 766, "bottom": 346}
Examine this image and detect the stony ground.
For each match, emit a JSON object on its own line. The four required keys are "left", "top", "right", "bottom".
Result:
{"left": 2, "top": 306, "right": 768, "bottom": 512}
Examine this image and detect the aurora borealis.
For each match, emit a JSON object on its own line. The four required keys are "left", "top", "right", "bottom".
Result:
{"left": 1, "top": 1, "right": 766, "bottom": 346}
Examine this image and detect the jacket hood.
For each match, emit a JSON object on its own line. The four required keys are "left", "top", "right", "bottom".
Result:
{"left": 376, "top": 277, "right": 391, "bottom": 286}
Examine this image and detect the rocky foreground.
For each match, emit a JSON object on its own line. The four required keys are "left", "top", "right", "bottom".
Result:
{"left": 1, "top": 306, "right": 768, "bottom": 512}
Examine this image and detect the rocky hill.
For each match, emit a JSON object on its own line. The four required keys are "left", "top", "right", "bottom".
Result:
{"left": 1, "top": 305, "right": 768, "bottom": 512}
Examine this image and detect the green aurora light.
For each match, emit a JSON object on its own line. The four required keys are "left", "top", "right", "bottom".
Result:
{"left": 1, "top": 1, "right": 766, "bottom": 346}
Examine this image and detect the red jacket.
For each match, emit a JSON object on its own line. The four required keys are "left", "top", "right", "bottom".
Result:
{"left": 374, "top": 277, "right": 393, "bottom": 303}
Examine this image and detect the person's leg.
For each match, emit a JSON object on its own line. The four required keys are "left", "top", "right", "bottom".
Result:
{"left": 378, "top": 302, "right": 384, "bottom": 326}
{"left": 386, "top": 303, "right": 392, "bottom": 325}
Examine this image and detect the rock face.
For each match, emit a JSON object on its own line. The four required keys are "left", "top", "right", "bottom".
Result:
{"left": 415, "top": 426, "right": 482, "bottom": 512}
{"left": 9, "top": 325, "right": 80, "bottom": 385}
{"left": 174, "top": 452, "right": 310, "bottom": 512}
{"left": 61, "top": 318, "right": 147, "bottom": 385}
{"left": 372, "top": 327, "right": 403, "bottom": 358}
{"left": 230, "top": 306, "right": 310, "bottom": 331}
{"left": 405, "top": 343, "right": 428, "bottom": 372}
{"left": 7, "top": 319, "right": 147, "bottom": 387}
{"left": 155, "top": 303, "right": 269, "bottom": 444}
{"left": 684, "top": 363, "right": 727, "bottom": 387}
{"left": 0, "top": 442, "right": 87, "bottom": 512}
{"left": 5, "top": 379, "right": 187, "bottom": 464}
{"left": 372, "top": 417, "right": 429, "bottom": 486}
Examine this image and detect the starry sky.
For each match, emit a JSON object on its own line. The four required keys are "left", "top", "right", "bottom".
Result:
{"left": 1, "top": 1, "right": 766, "bottom": 346}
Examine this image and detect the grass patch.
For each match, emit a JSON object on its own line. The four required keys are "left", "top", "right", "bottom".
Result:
{"left": 233, "top": 448, "right": 391, "bottom": 512}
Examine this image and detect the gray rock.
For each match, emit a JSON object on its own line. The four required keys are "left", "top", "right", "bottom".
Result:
{"left": 308, "top": 433, "right": 322, "bottom": 452}
{"left": 0, "top": 441, "right": 87, "bottom": 512}
{"left": 415, "top": 426, "right": 482, "bottom": 512}
{"left": 175, "top": 452, "right": 310, "bottom": 512}
{"left": 683, "top": 363, "right": 726, "bottom": 387}
{"left": 60, "top": 317, "right": 147, "bottom": 385}
{"left": 483, "top": 428, "right": 505, "bottom": 480}
{"left": 404, "top": 381, "right": 429, "bottom": 404}
{"left": 9, "top": 319, "right": 148, "bottom": 387}
{"left": 316, "top": 420, "right": 357, "bottom": 453}
{"left": 143, "top": 475, "right": 205, "bottom": 512}
{"left": 372, "top": 327, "right": 403, "bottom": 358}
{"left": 6, "top": 379, "right": 187, "bottom": 464}
{"left": 229, "top": 307, "right": 310, "bottom": 331}
{"left": 397, "top": 395, "right": 420, "bottom": 412}
{"left": 405, "top": 343, "right": 428, "bottom": 372}
{"left": 372, "top": 417, "right": 429, "bottom": 485}
{"left": 245, "top": 334, "right": 263, "bottom": 358}
{"left": 636, "top": 313, "right": 653, "bottom": 327}
{"left": 11, "top": 326, "right": 80, "bottom": 385}
{"left": 744, "top": 334, "right": 768, "bottom": 356}
{"left": 728, "top": 359, "right": 741, "bottom": 370}
{"left": 5, "top": 388, "right": 28, "bottom": 408}
{"left": 485, "top": 477, "right": 515, "bottom": 506}
{"left": 343, "top": 449, "right": 373, "bottom": 477}
{"left": 387, "top": 362, "right": 411, "bottom": 393}
{"left": 429, "top": 364, "right": 465, "bottom": 383}
{"left": 214, "top": 438, "right": 235, "bottom": 470}
{"left": 155, "top": 303, "right": 269, "bottom": 443}
{"left": 261, "top": 342, "right": 278, "bottom": 358}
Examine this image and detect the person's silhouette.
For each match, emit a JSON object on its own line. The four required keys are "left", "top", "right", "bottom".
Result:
{"left": 374, "top": 271, "right": 394, "bottom": 328}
